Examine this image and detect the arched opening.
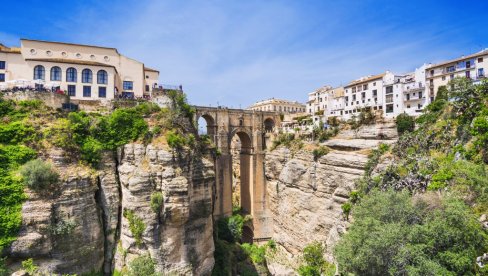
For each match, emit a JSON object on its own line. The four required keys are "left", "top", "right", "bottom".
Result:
{"left": 242, "top": 225, "right": 254, "bottom": 244}
{"left": 264, "top": 118, "right": 275, "bottom": 133}
{"left": 230, "top": 131, "right": 253, "bottom": 215}
{"left": 197, "top": 114, "right": 216, "bottom": 138}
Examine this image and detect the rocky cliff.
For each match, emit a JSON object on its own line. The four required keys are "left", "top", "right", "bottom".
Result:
{"left": 264, "top": 124, "right": 398, "bottom": 273}
{"left": 7, "top": 144, "right": 215, "bottom": 275}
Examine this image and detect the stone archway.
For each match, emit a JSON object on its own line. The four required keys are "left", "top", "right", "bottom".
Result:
{"left": 264, "top": 118, "right": 275, "bottom": 133}
{"left": 197, "top": 114, "right": 216, "bottom": 140}
{"left": 230, "top": 130, "right": 253, "bottom": 214}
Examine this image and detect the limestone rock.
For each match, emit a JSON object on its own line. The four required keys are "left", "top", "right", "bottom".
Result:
{"left": 265, "top": 145, "right": 370, "bottom": 270}
{"left": 114, "top": 144, "right": 215, "bottom": 275}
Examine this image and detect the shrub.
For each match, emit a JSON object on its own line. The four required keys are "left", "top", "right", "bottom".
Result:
{"left": 312, "top": 146, "right": 329, "bottom": 161}
{"left": 396, "top": 113, "right": 415, "bottom": 135}
{"left": 241, "top": 243, "right": 266, "bottom": 265}
{"left": 0, "top": 121, "right": 35, "bottom": 144}
{"left": 128, "top": 254, "right": 156, "bottom": 276}
{"left": 123, "top": 209, "right": 146, "bottom": 246}
{"left": 0, "top": 257, "right": 9, "bottom": 276}
{"left": 21, "top": 258, "right": 39, "bottom": 275}
{"left": 20, "top": 159, "right": 59, "bottom": 192}
{"left": 150, "top": 192, "right": 164, "bottom": 216}
{"left": 298, "top": 242, "right": 334, "bottom": 276}
{"left": 166, "top": 130, "right": 187, "bottom": 149}
{"left": 341, "top": 202, "right": 352, "bottom": 220}
{"left": 334, "top": 190, "right": 488, "bottom": 276}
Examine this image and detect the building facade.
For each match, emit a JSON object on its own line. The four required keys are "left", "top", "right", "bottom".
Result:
{"left": 0, "top": 39, "right": 160, "bottom": 100}
{"left": 247, "top": 98, "right": 306, "bottom": 113}
{"left": 426, "top": 49, "right": 488, "bottom": 100}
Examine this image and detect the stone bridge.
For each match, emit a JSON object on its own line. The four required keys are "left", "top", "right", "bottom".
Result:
{"left": 194, "top": 106, "right": 280, "bottom": 241}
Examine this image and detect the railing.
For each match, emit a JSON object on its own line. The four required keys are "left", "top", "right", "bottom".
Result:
{"left": 158, "top": 84, "right": 183, "bottom": 91}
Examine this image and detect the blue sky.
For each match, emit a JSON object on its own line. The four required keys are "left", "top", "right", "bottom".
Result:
{"left": 1, "top": 0, "right": 488, "bottom": 107}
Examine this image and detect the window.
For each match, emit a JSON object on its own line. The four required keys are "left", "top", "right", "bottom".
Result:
{"left": 0, "top": 73, "right": 4, "bottom": 82}
{"left": 446, "top": 66, "right": 455, "bottom": 73}
{"left": 450, "top": 74, "right": 454, "bottom": 80}
{"left": 478, "top": 68, "right": 485, "bottom": 77}
{"left": 407, "top": 105, "right": 410, "bottom": 108}
{"left": 466, "top": 71, "right": 471, "bottom": 79}
{"left": 386, "top": 104, "right": 394, "bottom": 113}
{"left": 123, "top": 81, "right": 133, "bottom": 90}
{"left": 373, "top": 82, "right": 376, "bottom": 86}
{"left": 0, "top": 61, "right": 5, "bottom": 69}
{"left": 385, "top": 86, "right": 393, "bottom": 94}
{"left": 363, "top": 84, "right": 368, "bottom": 90}
{"left": 33, "top": 65, "right": 45, "bottom": 80}
{"left": 419, "top": 92, "right": 422, "bottom": 98}
{"left": 66, "top": 68, "right": 77, "bottom": 82}
{"left": 478, "top": 57, "right": 483, "bottom": 63}
{"left": 97, "top": 70, "right": 108, "bottom": 84}
{"left": 98, "top": 87, "right": 106, "bottom": 98}
{"left": 418, "top": 104, "right": 422, "bottom": 109}
{"left": 145, "top": 85, "right": 149, "bottom": 92}
{"left": 82, "top": 69, "right": 92, "bottom": 83}
{"left": 50, "top": 66, "right": 61, "bottom": 81}
{"left": 352, "top": 95, "right": 356, "bottom": 101}
{"left": 361, "top": 92, "right": 365, "bottom": 98}
{"left": 386, "top": 94, "right": 393, "bottom": 103}
{"left": 466, "top": 61, "right": 471, "bottom": 68}
{"left": 352, "top": 87, "right": 356, "bottom": 93}
{"left": 67, "top": 85, "right": 76, "bottom": 96}
{"left": 372, "top": 90, "right": 377, "bottom": 96}
{"left": 83, "top": 86, "right": 91, "bottom": 97}
{"left": 406, "top": 94, "right": 410, "bottom": 100}
{"left": 442, "top": 76, "right": 446, "bottom": 81}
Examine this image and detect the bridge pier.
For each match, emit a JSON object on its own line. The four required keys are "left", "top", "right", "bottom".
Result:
{"left": 194, "top": 106, "right": 280, "bottom": 242}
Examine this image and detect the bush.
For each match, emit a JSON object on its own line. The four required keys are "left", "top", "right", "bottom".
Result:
{"left": 128, "top": 254, "right": 156, "bottom": 276}
{"left": 20, "top": 159, "right": 59, "bottom": 192}
{"left": 123, "top": 209, "right": 146, "bottom": 246}
{"left": 341, "top": 202, "right": 352, "bottom": 220}
{"left": 312, "top": 146, "right": 329, "bottom": 161}
{"left": 166, "top": 130, "right": 187, "bottom": 149}
{"left": 396, "top": 113, "right": 415, "bottom": 135}
{"left": 298, "top": 242, "right": 334, "bottom": 276}
{"left": 0, "top": 121, "right": 35, "bottom": 144}
{"left": 150, "top": 192, "right": 164, "bottom": 217}
{"left": 241, "top": 243, "right": 266, "bottom": 265}
{"left": 21, "top": 258, "right": 39, "bottom": 275}
{"left": 334, "top": 190, "right": 488, "bottom": 276}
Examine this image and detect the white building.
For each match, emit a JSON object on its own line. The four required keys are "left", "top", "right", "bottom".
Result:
{"left": 247, "top": 98, "right": 306, "bottom": 113}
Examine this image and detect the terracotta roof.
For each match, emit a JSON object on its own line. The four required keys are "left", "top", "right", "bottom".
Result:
{"left": 21, "top": 38, "right": 119, "bottom": 53}
{"left": 429, "top": 50, "right": 488, "bottom": 69}
{"left": 25, "top": 58, "right": 116, "bottom": 68}
{"left": 345, "top": 73, "right": 386, "bottom": 87}
{"left": 0, "top": 45, "right": 21, "bottom": 54}
{"left": 144, "top": 66, "right": 159, "bottom": 73}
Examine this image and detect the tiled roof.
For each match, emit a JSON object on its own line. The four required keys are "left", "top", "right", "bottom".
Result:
{"left": 346, "top": 73, "right": 386, "bottom": 87}
{"left": 428, "top": 50, "right": 488, "bottom": 69}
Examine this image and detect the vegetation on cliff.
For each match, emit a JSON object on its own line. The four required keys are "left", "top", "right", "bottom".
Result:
{"left": 335, "top": 78, "right": 488, "bottom": 275}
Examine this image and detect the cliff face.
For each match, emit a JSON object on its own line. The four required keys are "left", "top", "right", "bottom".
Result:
{"left": 114, "top": 144, "right": 215, "bottom": 275}
{"left": 265, "top": 124, "right": 398, "bottom": 272}
{"left": 7, "top": 144, "right": 215, "bottom": 275}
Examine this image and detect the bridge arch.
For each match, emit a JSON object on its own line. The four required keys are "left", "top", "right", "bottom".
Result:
{"left": 197, "top": 113, "right": 216, "bottom": 138}
{"left": 229, "top": 129, "right": 253, "bottom": 214}
{"left": 263, "top": 118, "right": 275, "bottom": 133}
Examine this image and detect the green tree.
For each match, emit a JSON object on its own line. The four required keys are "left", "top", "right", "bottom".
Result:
{"left": 298, "top": 242, "right": 334, "bottom": 276}
{"left": 396, "top": 113, "right": 415, "bottom": 135}
{"left": 334, "top": 190, "right": 487, "bottom": 275}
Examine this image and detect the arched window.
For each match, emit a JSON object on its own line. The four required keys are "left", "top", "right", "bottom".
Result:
{"left": 66, "top": 67, "right": 77, "bottom": 82}
{"left": 97, "top": 70, "right": 108, "bottom": 84}
{"left": 33, "top": 65, "right": 45, "bottom": 80}
{"left": 81, "top": 69, "right": 92, "bottom": 83}
{"left": 50, "top": 66, "right": 61, "bottom": 81}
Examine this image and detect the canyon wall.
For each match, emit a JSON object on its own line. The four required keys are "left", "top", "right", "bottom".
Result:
{"left": 264, "top": 123, "right": 397, "bottom": 273}
{"left": 7, "top": 144, "right": 215, "bottom": 275}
